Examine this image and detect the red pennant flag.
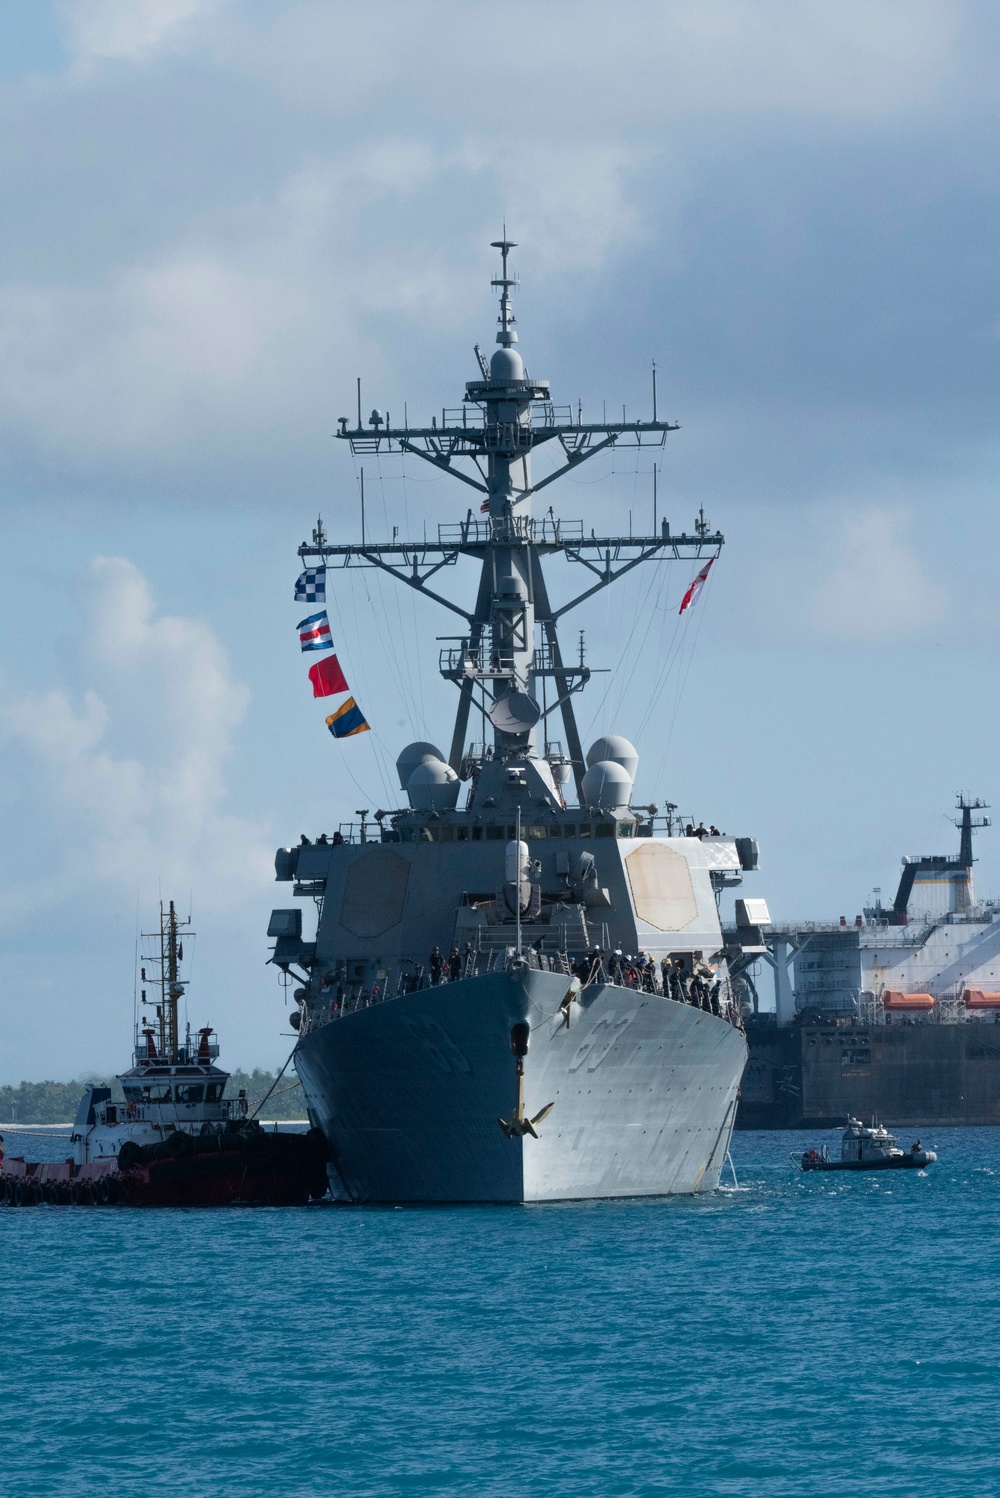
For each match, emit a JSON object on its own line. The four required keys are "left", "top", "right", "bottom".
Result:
{"left": 678, "top": 557, "right": 715, "bottom": 615}
{"left": 308, "top": 653, "right": 349, "bottom": 698}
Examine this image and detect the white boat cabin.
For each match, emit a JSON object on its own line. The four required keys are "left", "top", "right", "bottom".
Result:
{"left": 70, "top": 1028, "right": 246, "bottom": 1166}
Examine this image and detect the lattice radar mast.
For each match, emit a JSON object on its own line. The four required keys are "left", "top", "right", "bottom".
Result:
{"left": 300, "top": 241, "right": 722, "bottom": 803}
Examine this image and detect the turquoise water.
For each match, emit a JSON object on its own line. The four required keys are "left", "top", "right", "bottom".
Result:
{"left": 2, "top": 1128, "right": 998, "bottom": 1497}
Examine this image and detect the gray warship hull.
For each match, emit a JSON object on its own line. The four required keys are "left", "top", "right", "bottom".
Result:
{"left": 295, "top": 968, "right": 746, "bottom": 1203}
{"left": 272, "top": 240, "right": 767, "bottom": 1206}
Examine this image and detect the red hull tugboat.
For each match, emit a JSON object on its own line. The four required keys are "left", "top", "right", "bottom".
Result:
{"left": 0, "top": 902, "right": 329, "bottom": 1207}
{"left": 798, "top": 1118, "right": 937, "bottom": 1173}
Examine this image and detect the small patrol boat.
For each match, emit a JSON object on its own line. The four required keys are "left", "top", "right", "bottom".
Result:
{"left": 0, "top": 902, "right": 329, "bottom": 1207}
{"left": 798, "top": 1118, "right": 937, "bottom": 1173}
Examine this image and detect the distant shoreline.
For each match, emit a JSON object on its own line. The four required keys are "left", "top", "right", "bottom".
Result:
{"left": 1, "top": 1120, "right": 311, "bottom": 1132}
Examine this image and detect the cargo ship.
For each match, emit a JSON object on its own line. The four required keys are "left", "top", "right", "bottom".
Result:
{"left": 737, "top": 797, "right": 1000, "bottom": 1128}
{"left": 0, "top": 902, "right": 328, "bottom": 1206}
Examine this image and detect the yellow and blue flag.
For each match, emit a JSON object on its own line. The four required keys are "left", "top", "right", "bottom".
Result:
{"left": 326, "top": 697, "right": 370, "bottom": 739}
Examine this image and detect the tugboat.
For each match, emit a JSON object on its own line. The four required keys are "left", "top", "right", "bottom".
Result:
{"left": 0, "top": 903, "right": 329, "bottom": 1206}
{"left": 798, "top": 1118, "right": 937, "bottom": 1173}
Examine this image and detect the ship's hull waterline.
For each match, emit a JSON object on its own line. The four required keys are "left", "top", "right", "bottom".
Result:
{"left": 294, "top": 970, "right": 747, "bottom": 1204}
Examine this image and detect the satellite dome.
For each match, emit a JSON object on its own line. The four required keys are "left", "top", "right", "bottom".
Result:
{"left": 491, "top": 346, "right": 524, "bottom": 383}
{"left": 407, "top": 759, "right": 460, "bottom": 811}
{"left": 582, "top": 759, "right": 632, "bottom": 811}
{"left": 395, "top": 741, "right": 444, "bottom": 791}
{"left": 586, "top": 734, "right": 639, "bottom": 782}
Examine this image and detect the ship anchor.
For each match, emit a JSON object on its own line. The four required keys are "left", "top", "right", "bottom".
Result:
{"left": 498, "top": 1022, "right": 554, "bottom": 1139}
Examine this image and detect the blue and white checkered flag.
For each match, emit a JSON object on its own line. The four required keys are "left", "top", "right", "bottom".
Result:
{"left": 294, "top": 566, "right": 326, "bottom": 603}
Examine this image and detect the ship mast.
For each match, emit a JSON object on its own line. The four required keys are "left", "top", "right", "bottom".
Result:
{"left": 141, "top": 900, "right": 192, "bottom": 1064}
{"left": 305, "top": 241, "right": 723, "bottom": 802}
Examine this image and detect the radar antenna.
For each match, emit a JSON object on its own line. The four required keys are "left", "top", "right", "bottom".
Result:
{"left": 301, "top": 239, "right": 722, "bottom": 802}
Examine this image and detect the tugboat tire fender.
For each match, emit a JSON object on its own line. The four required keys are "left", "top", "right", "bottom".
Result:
{"left": 167, "top": 1129, "right": 194, "bottom": 1158}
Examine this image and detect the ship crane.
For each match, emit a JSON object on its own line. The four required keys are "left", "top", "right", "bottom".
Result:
{"left": 300, "top": 239, "right": 723, "bottom": 802}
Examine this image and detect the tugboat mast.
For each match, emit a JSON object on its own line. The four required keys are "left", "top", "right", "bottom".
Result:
{"left": 306, "top": 241, "right": 723, "bottom": 802}
{"left": 141, "top": 900, "right": 191, "bottom": 1065}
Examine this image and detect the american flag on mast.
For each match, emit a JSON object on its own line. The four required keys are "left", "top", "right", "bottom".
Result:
{"left": 678, "top": 557, "right": 715, "bottom": 615}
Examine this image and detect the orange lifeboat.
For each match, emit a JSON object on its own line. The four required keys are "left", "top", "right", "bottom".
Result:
{"left": 883, "top": 990, "right": 935, "bottom": 1010}
{"left": 964, "top": 989, "right": 1000, "bottom": 1009}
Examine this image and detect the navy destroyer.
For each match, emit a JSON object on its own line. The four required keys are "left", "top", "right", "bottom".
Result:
{"left": 269, "top": 241, "right": 769, "bottom": 1202}
{"left": 740, "top": 797, "right": 1000, "bottom": 1128}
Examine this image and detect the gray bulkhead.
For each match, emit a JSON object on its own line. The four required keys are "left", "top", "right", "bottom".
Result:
{"left": 279, "top": 830, "right": 740, "bottom": 976}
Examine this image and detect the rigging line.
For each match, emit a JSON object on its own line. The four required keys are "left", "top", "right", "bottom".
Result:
{"left": 389, "top": 454, "right": 427, "bottom": 739}
{"left": 399, "top": 449, "right": 429, "bottom": 736}
{"left": 327, "top": 578, "right": 396, "bottom": 806}
{"left": 366, "top": 565, "right": 420, "bottom": 733}
{"left": 566, "top": 469, "right": 615, "bottom": 485}
{"left": 344, "top": 748, "right": 390, "bottom": 818}
{"left": 656, "top": 620, "right": 702, "bottom": 787}
{"left": 631, "top": 571, "right": 693, "bottom": 743}
{"left": 404, "top": 458, "right": 429, "bottom": 736}
{"left": 1, "top": 1128, "right": 74, "bottom": 1139}
{"left": 633, "top": 601, "right": 687, "bottom": 744}
{"left": 608, "top": 556, "right": 667, "bottom": 723}
{"left": 323, "top": 504, "right": 400, "bottom": 803}
{"left": 259, "top": 1081, "right": 305, "bottom": 1103}
{"left": 601, "top": 563, "right": 657, "bottom": 734}
{"left": 132, "top": 889, "right": 140, "bottom": 1049}
{"left": 613, "top": 564, "right": 671, "bottom": 731}
{"left": 248, "top": 1045, "right": 298, "bottom": 1122}
{"left": 653, "top": 575, "right": 715, "bottom": 792}
{"left": 376, "top": 454, "right": 427, "bottom": 740}
{"left": 580, "top": 552, "right": 662, "bottom": 740}
{"left": 635, "top": 554, "right": 719, "bottom": 733}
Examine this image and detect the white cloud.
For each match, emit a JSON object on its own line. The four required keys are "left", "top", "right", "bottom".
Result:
{"left": 58, "top": 0, "right": 224, "bottom": 63}
{"left": 810, "top": 509, "right": 946, "bottom": 639}
{"left": 0, "top": 137, "right": 647, "bottom": 468}
{"left": 0, "top": 1, "right": 965, "bottom": 484}
{"left": 0, "top": 557, "right": 268, "bottom": 917}
{"left": 216, "top": 0, "right": 958, "bottom": 126}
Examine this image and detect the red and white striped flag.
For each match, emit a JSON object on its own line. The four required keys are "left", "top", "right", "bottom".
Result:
{"left": 678, "top": 557, "right": 715, "bottom": 615}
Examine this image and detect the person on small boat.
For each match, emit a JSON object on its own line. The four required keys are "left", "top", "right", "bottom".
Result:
{"left": 911, "top": 1139, "right": 922, "bottom": 1155}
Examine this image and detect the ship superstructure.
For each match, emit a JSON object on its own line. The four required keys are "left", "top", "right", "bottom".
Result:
{"left": 740, "top": 798, "right": 1000, "bottom": 1128}
{"left": 271, "top": 242, "right": 769, "bottom": 1202}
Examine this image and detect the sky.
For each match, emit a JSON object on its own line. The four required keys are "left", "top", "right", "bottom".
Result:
{"left": 2, "top": 0, "right": 1000, "bottom": 1079}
